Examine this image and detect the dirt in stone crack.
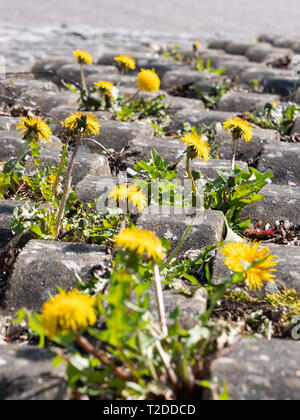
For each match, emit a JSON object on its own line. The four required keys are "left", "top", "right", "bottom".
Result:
{"left": 244, "top": 220, "right": 300, "bottom": 246}
{"left": 281, "top": 133, "right": 300, "bottom": 143}
{"left": 212, "top": 298, "right": 291, "bottom": 339}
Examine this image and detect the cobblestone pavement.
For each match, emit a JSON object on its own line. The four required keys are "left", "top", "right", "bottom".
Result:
{"left": 0, "top": 0, "right": 300, "bottom": 36}
{"left": 1, "top": 24, "right": 300, "bottom": 399}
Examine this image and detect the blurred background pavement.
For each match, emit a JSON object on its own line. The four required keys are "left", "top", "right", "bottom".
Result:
{"left": 0, "top": 0, "right": 299, "bottom": 36}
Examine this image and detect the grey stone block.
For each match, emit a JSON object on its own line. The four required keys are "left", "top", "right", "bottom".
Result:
{"left": 25, "top": 148, "right": 111, "bottom": 186}
{"left": 210, "top": 338, "right": 300, "bottom": 400}
{"left": 273, "top": 37, "right": 300, "bottom": 50}
{"left": 215, "top": 127, "right": 280, "bottom": 163}
{"left": 208, "top": 39, "right": 232, "bottom": 50}
{"left": 85, "top": 73, "right": 137, "bottom": 89}
{"left": 0, "top": 117, "right": 18, "bottom": 132}
{"left": 217, "top": 91, "right": 279, "bottom": 113}
{"left": 218, "top": 61, "right": 253, "bottom": 78}
{"left": 57, "top": 64, "right": 118, "bottom": 86}
{"left": 293, "top": 89, "right": 300, "bottom": 105}
{"left": 0, "top": 200, "right": 21, "bottom": 231}
{"left": 97, "top": 51, "right": 155, "bottom": 66}
{"left": 240, "top": 67, "right": 292, "bottom": 84}
{"left": 119, "top": 87, "right": 168, "bottom": 100}
{"left": 162, "top": 69, "right": 222, "bottom": 91}
{"left": 245, "top": 44, "right": 292, "bottom": 63}
{"left": 127, "top": 136, "right": 185, "bottom": 164}
{"left": 243, "top": 184, "right": 300, "bottom": 224}
{"left": 292, "top": 116, "right": 300, "bottom": 134}
{"left": 200, "top": 51, "right": 248, "bottom": 69}
{"left": 166, "top": 95, "right": 205, "bottom": 115}
{"left": 3, "top": 240, "right": 108, "bottom": 312}
{"left": 0, "top": 344, "right": 67, "bottom": 400}
{"left": 32, "top": 57, "right": 70, "bottom": 79}
{"left": 149, "top": 287, "right": 208, "bottom": 330}
{"left": 4, "top": 78, "right": 59, "bottom": 96}
{"left": 0, "top": 200, "right": 47, "bottom": 251}
{"left": 49, "top": 106, "right": 112, "bottom": 123}
{"left": 258, "top": 34, "right": 279, "bottom": 44}
{"left": 16, "top": 90, "right": 79, "bottom": 113}
{"left": 225, "top": 41, "right": 256, "bottom": 56}
{"left": 263, "top": 77, "right": 300, "bottom": 97}
{"left": 177, "top": 159, "right": 248, "bottom": 180}
{"left": 168, "top": 109, "right": 236, "bottom": 134}
{"left": 0, "top": 132, "right": 63, "bottom": 162}
{"left": 76, "top": 175, "right": 116, "bottom": 205}
{"left": 83, "top": 120, "right": 154, "bottom": 153}
{"left": 136, "top": 58, "right": 187, "bottom": 79}
{"left": 137, "top": 206, "right": 224, "bottom": 253}
{"left": 127, "top": 137, "right": 248, "bottom": 176}
{"left": 212, "top": 243, "right": 300, "bottom": 295}
{"left": 0, "top": 200, "right": 18, "bottom": 250}
{"left": 257, "top": 142, "right": 300, "bottom": 185}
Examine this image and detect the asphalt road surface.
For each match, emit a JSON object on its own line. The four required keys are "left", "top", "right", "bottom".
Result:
{"left": 0, "top": 0, "right": 300, "bottom": 36}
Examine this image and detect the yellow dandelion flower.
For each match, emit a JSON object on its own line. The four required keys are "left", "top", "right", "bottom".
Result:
{"left": 194, "top": 41, "right": 202, "bottom": 48}
{"left": 221, "top": 240, "right": 277, "bottom": 291}
{"left": 94, "top": 81, "right": 114, "bottom": 92}
{"left": 115, "top": 227, "right": 164, "bottom": 261}
{"left": 73, "top": 49, "right": 93, "bottom": 65}
{"left": 41, "top": 289, "right": 98, "bottom": 338}
{"left": 62, "top": 112, "right": 100, "bottom": 137}
{"left": 180, "top": 133, "right": 210, "bottom": 162}
{"left": 17, "top": 116, "right": 52, "bottom": 143}
{"left": 223, "top": 117, "right": 253, "bottom": 143}
{"left": 137, "top": 69, "right": 161, "bottom": 92}
{"left": 114, "top": 55, "right": 136, "bottom": 70}
{"left": 109, "top": 184, "right": 147, "bottom": 214}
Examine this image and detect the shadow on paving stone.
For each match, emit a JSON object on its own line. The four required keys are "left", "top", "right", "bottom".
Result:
{"left": 0, "top": 345, "right": 67, "bottom": 400}
{"left": 209, "top": 338, "right": 300, "bottom": 400}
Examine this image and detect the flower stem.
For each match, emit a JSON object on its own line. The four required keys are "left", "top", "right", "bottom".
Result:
{"left": 53, "top": 139, "right": 69, "bottom": 197}
{"left": 155, "top": 341, "right": 178, "bottom": 387}
{"left": 117, "top": 69, "right": 124, "bottom": 88}
{"left": 153, "top": 263, "right": 168, "bottom": 338}
{"left": 12, "top": 138, "right": 32, "bottom": 171}
{"left": 186, "top": 155, "right": 197, "bottom": 195}
{"left": 80, "top": 63, "right": 87, "bottom": 92}
{"left": 75, "top": 333, "right": 132, "bottom": 382}
{"left": 54, "top": 135, "right": 81, "bottom": 238}
{"left": 231, "top": 134, "right": 238, "bottom": 171}
{"left": 124, "top": 89, "right": 139, "bottom": 105}
{"left": 161, "top": 214, "right": 196, "bottom": 271}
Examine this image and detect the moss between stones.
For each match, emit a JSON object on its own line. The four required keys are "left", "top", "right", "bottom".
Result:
{"left": 224, "top": 289, "right": 254, "bottom": 304}
{"left": 265, "top": 288, "right": 300, "bottom": 321}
